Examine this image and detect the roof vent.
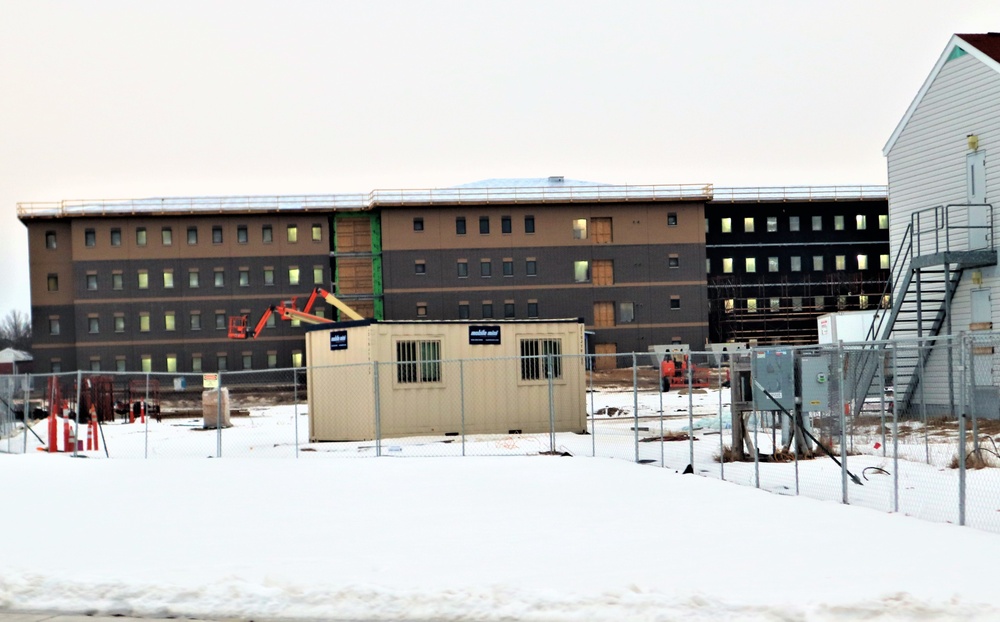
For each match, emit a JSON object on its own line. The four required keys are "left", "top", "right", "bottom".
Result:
{"left": 548, "top": 176, "right": 565, "bottom": 183}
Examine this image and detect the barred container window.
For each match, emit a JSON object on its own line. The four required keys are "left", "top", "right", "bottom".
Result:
{"left": 396, "top": 340, "right": 441, "bottom": 383}
{"left": 520, "top": 338, "right": 562, "bottom": 380}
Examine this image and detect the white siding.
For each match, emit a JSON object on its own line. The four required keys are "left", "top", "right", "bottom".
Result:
{"left": 886, "top": 52, "right": 1000, "bottom": 406}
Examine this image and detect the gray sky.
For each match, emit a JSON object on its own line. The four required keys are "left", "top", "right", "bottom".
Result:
{"left": 2, "top": 1, "right": 999, "bottom": 319}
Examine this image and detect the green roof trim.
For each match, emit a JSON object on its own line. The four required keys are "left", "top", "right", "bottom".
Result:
{"left": 947, "top": 46, "right": 967, "bottom": 62}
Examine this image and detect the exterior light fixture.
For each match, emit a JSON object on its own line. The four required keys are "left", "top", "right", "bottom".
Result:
{"left": 967, "top": 134, "right": 979, "bottom": 151}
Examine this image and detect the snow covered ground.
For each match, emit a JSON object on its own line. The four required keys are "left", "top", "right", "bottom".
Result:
{"left": 4, "top": 386, "right": 1000, "bottom": 620}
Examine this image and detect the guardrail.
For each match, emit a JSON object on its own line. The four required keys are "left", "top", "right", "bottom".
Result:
{"left": 710, "top": 185, "right": 887, "bottom": 202}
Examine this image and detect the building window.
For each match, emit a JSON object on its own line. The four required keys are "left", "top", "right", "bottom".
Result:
{"left": 857, "top": 254, "right": 868, "bottom": 270}
{"left": 138, "top": 355, "right": 151, "bottom": 373}
{"left": 744, "top": 217, "right": 755, "bottom": 233}
{"left": 414, "top": 260, "right": 426, "bottom": 275}
{"left": 190, "top": 312, "right": 201, "bottom": 331}
{"left": 792, "top": 297, "right": 803, "bottom": 311}
{"left": 504, "top": 301, "right": 515, "bottom": 318}
{"left": 163, "top": 269, "right": 174, "bottom": 289}
{"left": 242, "top": 353, "right": 253, "bottom": 370}
{"left": 667, "top": 212, "right": 678, "bottom": 226}
{"left": 766, "top": 217, "right": 777, "bottom": 232}
{"left": 527, "top": 301, "right": 539, "bottom": 318}
{"left": 526, "top": 259, "right": 537, "bottom": 276}
{"left": 114, "top": 315, "right": 125, "bottom": 333}
{"left": 859, "top": 295, "right": 870, "bottom": 309}
{"left": 264, "top": 268, "right": 275, "bottom": 286}
{"left": 670, "top": 296, "right": 681, "bottom": 310}
{"left": 88, "top": 358, "right": 100, "bottom": 372}
{"left": 770, "top": 298, "right": 780, "bottom": 312}
{"left": 218, "top": 355, "right": 228, "bottom": 372}
{"left": 115, "top": 357, "right": 126, "bottom": 372}
{"left": 880, "top": 254, "right": 890, "bottom": 270}
{"left": 837, "top": 295, "right": 847, "bottom": 310}
{"left": 312, "top": 224, "right": 322, "bottom": 241}
{"left": 239, "top": 268, "right": 250, "bottom": 287}
{"left": 479, "top": 216, "right": 490, "bottom": 234}
{"left": 111, "top": 228, "right": 121, "bottom": 246}
{"left": 834, "top": 215, "right": 845, "bottom": 231}
{"left": 214, "top": 269, "right": 224, "bottom": 287}
{"left": 86, "top": 273, "right": 98, "bottom": 290}
{"left": 262, "top": 225, "right": 273, "bottom": 243}
{"left": 790, "top": 256, "right": 802, "bottom": 272}
{"left": 813, "top": 256, "right": 824, "bottom": 271}
{"left": 835, "top": 255, "right": 846, "bottom": 271}
{"left": 166, "top": 355, "right": 178, "bottom": 374}
{"left": 291, "top": 351, "right": 303, "bottom": 368}
{"left": 501, "top": 216, "right": 512, "bottom": 234}
{"left": 137, "top": 270, "right": 149, "bottom": 289}
{"left": 136, "top": 228, "right": 147, "bottom": 246}
{"left": 85, "top": 229, "right": 96, "bottom": 247}
{"left": 724, "top": 299, "right": 734, "bottom": 314}
{"left": 189, "top": 270, "right": 199, "bottom": 288}
{"left": 768, "top": 257, "right": 779, "bottom": 272}
{"left": 413, "top": 218, "right": 424, "bottom": 232}
{"left": 789, "top": 216, "right": 800, "bottom": 232}
{"left": 879, "top": 214, "right": 889, "bottom": 229}
{"left": 520, "top": 339, "right": 561, "bottom": 381}
{"left": 706, "top": 258, "right": 711, "bottom": 273}
{"left": 458, "top": 302, "right": 470, "bottom": 319}
{"left": 84, "top": 318, "right": 96, "bottom": 337}
{"left": 45, "top": 231, "right": 57, "bottom": 249}
{"left": 191, "top": 354, "right": 203, "bottom": 373}
{"left": 669, "top": 254, "right": 680, "bottom": 268}
{"left": 139, "top": 312, "right": 150, "bottom": 332}
{"left": 745, "top": 257, "right": 756, "bottom": 273}
{"left": 164, "top": 311, "right": 176, "bottom": 331}
{"left": 812, "top": 216, "right": 822, "bottom": 231}
{"left": 619, "top": 302, "right": 635, "bottom": 323}
{"left": 187, "top": 227, "right": 198, "bottom": 245}
{"left": 524, "top": 215, "right": 535, "bottom": 234}
{"left": 288, "top": 266, "right": 300, "bottom": 285}
{"left": 572, "top": 218, "right": 587, "bottom": 239}
{"left": 721, "top": 218, "right": 732, "bottom": 233}
{"left": 482, "top": 302, "right": 494, "bottom": 318}
{"left": 49, "top": 317, "right": 60, "bottom": 335}
{"left": 480, "top": 259, "right": 491, "bottom": 277}
{"left": 212, "top": 226, "right": 223, "bottom": 244}
{"left": 237, "top": 225, "right": 248, "bottom": 244}
{"left": 267, "top": 352, "right": 278, "bottom": 369}
{"left": 396, "top": 340, "right": 441, "bottom": 384}
{"left": 313, "top": 266, "right": 324, "bottom": 285}
{"left": 216, "top": 313, "right": 226, "bottom": 330}
{"left": 574, "top": 260, "right": 590, "bottom": 283}
{"left": 814, "top": 296, "right": 825, "bottom": 309}
{"left": 457, "top": 260, "right": 468, "bottom": 278}
{"left": 722, "top": 258, "right": 733, "bottom": 274}
{"left": 856, "top": 215, "right": 867, "bottom": 230}
{"left": 162, "top": 227, "right": 173, "bottom": 246}
{"left": 503, "top": 259, "right": 513, "bottom": 277}
{"left": 456, "top": 217, "right": 466, "bottom": 235}
{"left": 747, "top": 298, "right": 758, "bottom": 313}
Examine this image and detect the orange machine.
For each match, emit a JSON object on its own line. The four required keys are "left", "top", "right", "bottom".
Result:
{"left": 228, "top": 287, "right": 363, "bottom": 339}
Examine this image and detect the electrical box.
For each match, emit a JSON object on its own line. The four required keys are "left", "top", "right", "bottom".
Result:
{"left": 750, "top": 347, "right": 795, "bottom": 412}
{"left": 800, "top": 350, "right": 833, "bottom": 413}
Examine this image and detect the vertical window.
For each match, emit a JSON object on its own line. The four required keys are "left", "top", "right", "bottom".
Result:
{"left": 111, "top": 228, "right": 121, "bottom": 246}
{"left": 619, "top": 302, "right": 635, "bottom": 323}
{"left": 766, "top": 217, "right": 777, "bottom": 232}
{"left": 115, "top": 357, "right": 126, "bottom": 373}
{"left": 792, "top": 297, "right": 803, "bottom": 311}
{"left": 790, "top": 256, "right": 802, "bottom": 272}
{"left": 218, "top": 354, "right": 228, "bottom": 371}
{"left": 574, "top": 260, "right": 590, "bottom": 283}
{"left": 789, "top": 216, "right": 800, "bottom": 232}
{"left": 264, "top": 268, "right": 275, "bottom": 286}
{"left": 112, "top": 272, "right": 123, "bottom": 290}
{"left": 212, "top": 226, "right": 223, "bottom": 244}
{"left": 136, "top": 228, "right": 147, "bottom": 246}
{"left": 813, "top": 256, "right": 824, "bottom": 271}
{"left": 744, "top": 217, "right": 755, "bottom": 233}
{"left": 49, "top": 317, "right": 60, "bottom": 335}
{"left": 242, "top": 353, "right": 253, "bottom": 370}
{"left": 706, "top": 258, "right": 711, "bottom": 273}
{"left": 164, "top": 311, "right": 176, "bottom": 331}
{"left": 480, "top": 259, "right": 491, "bottom": 277}
{"left": 262, "top": 225, "right": 273, "bottom": 243}
{"left": 414, "top": 260, "right": 426, "bottom": 275}
{"left": 161, "top": 227, "right": 173, "bottom": 246}
{"left": 812, "top": 216, "right": 822, "bottom": 231}
{"left": 482, "top": 302, "right": 494, "bottom": 318}
{"left": 267, "top": 352, "right": 278, "bottom": 369}
{"left": 835, "top": 255, "right": 846, "bottom": 270}
{"left": 856, "top": 215, "right": 867, "bottom": 230}
{"left": 524, "top": 215, "right": 535, "bottom": 233}
{"left": 88, "top": 316, "right": 99, "bottom": 334}
{"left": 189, "top": 269, "right": 200, "bottom": 288}
{"left": 313, "top": 266, "right": 324, "bottom": 285}
{"left": 834, "top": 215, "right": 845, "bottom": 231}
{"left": 592, "top": 259, "right": 613, "bottom": 286}
{"left": 190, "top": 311, "right": 201, "bottom": 331}
{"left": 670, "top": 296, "right": 681, "bottom": 310}
{"left": 745, "top": 257, "right": 756, "bottom": 273}
{"left": 837, "top": 295, "right": 847, "bottom": 310}
{"left": 668, "top": 254, "right": 680, "bottom": 268}
{"left": 590, "top": 218, "right": 612, "bottom": 243}
{"left": 214, "top": 269, "right": 224, "bottom": 287}
{"left": 395, "top": 340, "right": 442, "bottom": 384}
{"left": 86, "top": 273, "right": 98, "bottom": 290}
{"left": 114, "top": 314, "right": 125, "bottom": 333}
{"left": 292, "top": 351, "right": 303, "bottom": 368}
{"left": 860, "top": 295, "right": 870, "bottom": 309}
{"left": 312, "top": 224, "right": 322, "bottom": 241}
{"left": 768, "top": 257, "right": 779, "bottom": 272}
{"left": 520, "top": 339, "right": 562, "bottom": 381}
{"left": 667, "top": 213, "right": 678, "bottom": 226}
{"left": 857, "top": 254, "right": 868, "bottom": 270}
{"left": 503, "top": 259, "right": 513, "bottom": 277}
{"left": 527, "top": 301, "right": 539, "bottom": 318}
{"left": 722, "top": 258, "right": 733, "bottom": 273}
{"left": 163, "top": 269, "right": 174, "bottom": 289}
{"left": 191, "top": 354, "right": 203, "bottom": 373}
{"left": 137, "top": 270, "right": 148, "bottom": 289}
{"left": 501, "top": 216, "right": 512, "bottom": 234}
{"left": 770, "top": 298, "right": 780, "bottom": 312}
{"left": 237, "top": 225, "right": 248, "bottom": 244}
{"left": 504, "top": 301, "right": 515, "bottom": 318}
{"left": 458, "top": 302, "right": 470, "bottom": 319}
{"left": 239, "top": 268, "right": 250, "bottom": 287}
{"left": 721, "top": 218, "right": 732, "bottom": 233}
{"left": 45, "top": 231, "right": 57, "bottom": 249}
{"left": 413, "top": 218, "right": 424, "bottom": 232}
{"left": 880, "top": 254, "right": 890, "bottom": 270}
{"left": 747, "top": 298, "right": 758, "bottom": 313}
{"left": 724, "top": 299, "right": 734, "bottom": 314}
{"left": 288, "top": 266, "right": 300, "bottom": 285}
{"left": 572, "top": 218, "right": 587, "bottom": 239}
{"left": 166, "top": 355, "right": 178, "bottom": 374}
{"left": 139, "top": 312, "right": 150, "bottom": 332}
{"left": 215, "top": 313, "right": 226, "bottom": 330}
{"left": 187, "top": 226, "right": 198, "bottom": 245}
{"left": 479, "top": 216, "right": 490, "bottom": 234}
{"left": 140, "top": 355, "right": 152, "bottom": 373}
{"left": 456, "top": 217, "right": 467, "bottom": 235}
{"left": 85, "top": 229, "right": 96, "bottom": 247}
{"left": 457, "top": 260, "right": 468, "bottom": 278}
{"left": 525, "top": 259, "right": 537, "bottom": 276}
{"left": 879, "top": 214, "right": 889, "bottom": 229}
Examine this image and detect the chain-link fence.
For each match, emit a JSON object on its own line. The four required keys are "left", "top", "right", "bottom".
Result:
{"left": 4, "top": 335, "right": 1000, "bottom": 534}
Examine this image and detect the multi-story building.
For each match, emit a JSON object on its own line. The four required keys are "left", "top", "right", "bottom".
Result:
{"left": 705, "top": 187, "right": 891, "bottom": 346}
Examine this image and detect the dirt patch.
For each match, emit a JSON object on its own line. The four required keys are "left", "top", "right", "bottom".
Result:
{"left": 640, "top": 431, "right": 695, "bottom": 443}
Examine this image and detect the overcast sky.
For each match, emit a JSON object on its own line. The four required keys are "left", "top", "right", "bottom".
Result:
{"left": 2, "top": 1, "right": 999, "bottom": 320}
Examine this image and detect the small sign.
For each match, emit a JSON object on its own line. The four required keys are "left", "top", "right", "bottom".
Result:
{"left": 330, "top": 330, "right": 348, "bottom": 350}
{"left": 203, "top": 373, "right": 219, "bottom": 389}
{"left": 469, "top": 325, "right": 501, "bottom": 345}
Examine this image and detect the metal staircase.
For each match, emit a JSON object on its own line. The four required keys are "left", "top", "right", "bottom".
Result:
{"left": 850, "top": 203, "right": 996, "bottom": 418}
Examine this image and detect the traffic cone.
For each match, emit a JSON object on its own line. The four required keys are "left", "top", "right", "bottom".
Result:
{"left": 48, "top": 412, "right": 57, "bottom": 453}
{"left": 90, "top": 411, "right": 99, "bottom": 451}
{"left": 86, "top": 419, "right": 94, "bottom": 450}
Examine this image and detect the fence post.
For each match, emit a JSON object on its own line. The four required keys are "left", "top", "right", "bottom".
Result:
{"left": 547, "top": 352, "right": 556, "bottom": 453}
{"left": 687, "top": 355, "right": 694, "bottom": 469}
{"left": 958, "top": 334, "right": 967, "bottom": 527}
{"left": 718, "top": 367, "right": 724, "bottom": 481}
{"left": 892, "top": 342, "right": 900, "bottom": 513}
{"left": 459, "top": 359, "right": 466, "bottom": 457}
{"left": 373, "top": 361, "right": 382, "bottom": 457}
{"left": 970, "top": 335, "right": 980, "bottom": 454}
{"left": 216, "top": 371, "right": 223, "bottom": 458}
{"left": 144, "top": 372, "right": 151, "bottom": 459}
{"left": 74, "top": 369, "right": 82, "bottom": 458}
{"left": 632, "top": 352, "right": 639, "bottom": 464}
{"left": 838, "top": 341, "right": 848, "bottom": 505}
{"left": 589, "top": 355, "right": 595, "bottom": 458}
{"left": 878, "top": 348, "right": 887, "bottom": 457}
{"left": 22, "top": 374, "right": 30, "bottom": 453}
{"left": 293, "top": 367, "right": 299, "bottom": 459}
{"left": 659, "top": 367, "right": 664, "bottom": 468}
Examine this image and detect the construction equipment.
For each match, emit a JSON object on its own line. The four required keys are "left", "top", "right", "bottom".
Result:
{"left": 228, "top": 288, "right": 363, "bottom": 339}
{"left": 660, "top": 350, "right": 730, "bottom": 392}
